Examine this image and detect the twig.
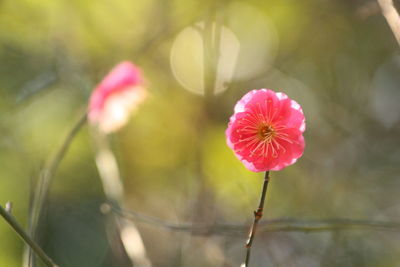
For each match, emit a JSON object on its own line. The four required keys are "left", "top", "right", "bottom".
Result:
{"left": 243, "top": 171, "right": 270, "bottom": 267}
{"left": 377, "top": 0, "right": 400, "bottom": 46}
{"left": 30, "top": 112, "right": 86, "bottom": 228}
{"left": 108, "top": 204, "right": 400, "bottom": 236}
{"left": 26, "top": 112, "right": 87, "bottom": 266}
{"left": 0, "top": 203, "right": 58, "bottom": 267}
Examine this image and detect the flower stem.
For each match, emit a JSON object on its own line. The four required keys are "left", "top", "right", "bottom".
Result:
{"left": 0, "top": 203, "right": 58, "bottom": 267}
{"left": 244, "top": 171, "right": 270, "bottom": 267}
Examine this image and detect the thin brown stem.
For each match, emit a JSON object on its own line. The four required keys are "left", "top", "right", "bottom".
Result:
{"left": 244, "top": 171, "right": 270, "bottom": 267}
{"left": 0, "top": 203, "right": 58, "bottom": 267}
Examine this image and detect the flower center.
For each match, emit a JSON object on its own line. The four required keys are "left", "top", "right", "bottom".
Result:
{"left": 258, "top": 124, "right": 275, "bottom": 142}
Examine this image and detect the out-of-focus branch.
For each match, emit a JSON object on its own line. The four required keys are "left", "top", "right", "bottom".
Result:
{"left": 93, "top": 131, "right": 152, "bottom": 267}
{"left": 377, "top": 0, "right": 400, "bottom": 46}
{"left": 29, "top": 112, "right": 87, "bottom": 235}
{"left": 107, "top": 203, "right": 400, "bottom": 236}
{"left": 25, "top": 112, "right": 87, "bottom": 267}
{"left": 0, "top": 203, "right": 58, "bottom": 267}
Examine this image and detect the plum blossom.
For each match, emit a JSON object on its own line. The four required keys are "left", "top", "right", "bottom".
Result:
{"left": 226, "top": 89, "right": 305, "bottom": 172}
{"left": 88, "top": 61, "right": 147, "bottom": 133}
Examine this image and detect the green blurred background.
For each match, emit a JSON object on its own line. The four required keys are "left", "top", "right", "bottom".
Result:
{"left": 1, "top": 0, "right": 400, "bottom": 266}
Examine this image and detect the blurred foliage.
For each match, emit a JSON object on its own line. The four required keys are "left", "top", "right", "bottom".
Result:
{"left": 1, "top": 0, "right": 400, "bottom": 266}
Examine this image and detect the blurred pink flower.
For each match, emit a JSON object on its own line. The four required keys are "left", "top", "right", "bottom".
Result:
{"left": 226, "top": 89, "right": 305, "bottom": 172}
{"left": 88, "top": 61, "right": 147, "bottom": 133}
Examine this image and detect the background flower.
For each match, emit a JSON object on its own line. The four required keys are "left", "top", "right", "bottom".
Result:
{"left": 88, "top": 61, "right": 147, "bottom": 133}
{"left": 226, "top": 89, "right": 305, "bottom": 172}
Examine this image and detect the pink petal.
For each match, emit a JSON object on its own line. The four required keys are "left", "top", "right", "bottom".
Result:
{"left": 226, "top": 89, "right": 306, "bottom": 172}
{"left": 88, "top": 61, "right": 146, "bottom": 133}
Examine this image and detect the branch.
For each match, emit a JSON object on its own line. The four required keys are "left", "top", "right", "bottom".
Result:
{"left": 30, "top": 112, "right": 87, "bottom": 227}
{"left": 93, "top": 131, "right": 152, "bottom": 267}
{"left": 107, "top": 204, "right": 400, "bottom": 236}
{"left": 0, "top": 203, "right": 58, "bottom": 267}
{"left": 377, "top": 0, "right": 400, "bottom": 46}
{"left": 244, "top": 171, "right": 270, "bottom": 267}
{"left": 26, "top": 112, "right": 87, "bottom": 266}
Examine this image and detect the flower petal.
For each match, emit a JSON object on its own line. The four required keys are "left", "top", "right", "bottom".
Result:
{"left": 226, "top": 89, "right": 305, "bottom": 172}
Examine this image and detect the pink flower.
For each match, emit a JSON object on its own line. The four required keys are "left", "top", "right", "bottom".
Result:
{"left": 226, "top": 89, "right": 305, "bottom": 172}
{"left": 88, "top": 61, "right": 147, "bottom": 133}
